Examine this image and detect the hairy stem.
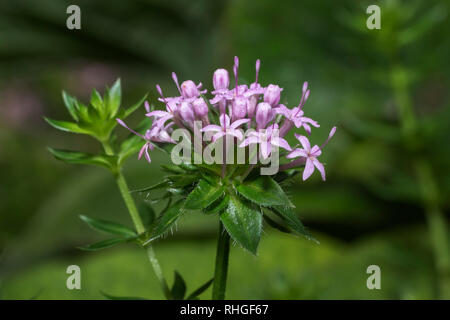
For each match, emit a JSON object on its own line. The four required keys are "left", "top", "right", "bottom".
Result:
{"left": 102, "top": 141, "right": 172, "bottom": 299}
{"left": 212, "top": 221, "right": 230, "bottom": 300}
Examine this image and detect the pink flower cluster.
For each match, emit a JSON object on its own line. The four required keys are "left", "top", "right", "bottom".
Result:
{"left": 117, "top": 57, "right": 336, "bottom": 181}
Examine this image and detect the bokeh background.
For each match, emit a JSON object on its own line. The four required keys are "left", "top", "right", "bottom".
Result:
{"left": 1, "top": 0, "right": 449, "bottom": 299}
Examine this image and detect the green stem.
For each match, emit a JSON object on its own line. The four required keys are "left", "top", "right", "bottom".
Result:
{"left": 212, "top": 221, "right": 230, "bottom": 300}
{"left": 102, "top": 141, "right": 172, "bottom": 299}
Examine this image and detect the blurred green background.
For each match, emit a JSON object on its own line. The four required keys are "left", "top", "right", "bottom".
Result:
{"left": 0, "top": 0, "right": 449, "bottom": 299}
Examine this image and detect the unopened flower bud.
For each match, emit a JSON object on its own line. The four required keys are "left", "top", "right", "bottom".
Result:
{"left": 264, "top": 84, "right": 282, "bottom": 106}
{"left": 232, "top": 97, "right": 247, "bottom": 120}
{"left": 179, "top": 101, "right": 195, "bottom": 123}
{"left": 181, "top": 80, "right": 199, "bottom": 98}
{"left": 192, "top": 98, "right": 209, "bottom": 117}
{"left": 302, "top": 81, "right": 308, "bottom": 93}
{"left": 213, "top": 69, "right": 229, "bottom": 91}
{"left": 247, "top": 95, "right": 258, "bottom": 118}
{"left": 255, "top": 102, "right": 272, "bottom": 129}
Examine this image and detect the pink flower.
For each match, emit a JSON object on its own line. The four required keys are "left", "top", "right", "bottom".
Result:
{"left": 286, "top": 127, "right": 336, "bottom": 180}
{"left": 255, "top": 102, "right": 275, "bottom": 129}
{"left": 116, "top": 118, "right": 175, "bottom": 163}
{"left": 276, "top": 104, "right": 319, "bottom": 135}
{"left": 240, "top": 124, "right": 292, "bottom": 159}
{"left": 201, "top": 114, "right": 249, "bottom": 141}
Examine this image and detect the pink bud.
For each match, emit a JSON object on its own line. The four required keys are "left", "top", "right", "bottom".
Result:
{"left": 264, "top": 84, "right": 281, "bottom": 106}
{"left": 192, "top": 98, "right": 209, "bottom": 117}
{"left": 181, "top": 80, "right": 199, "bottom": 98}
{"left": 213, "top": 69, "right": 229, "bottom": 91}
{"left": 232, "top": 97, "right": 247, "bottom": 120}
{"left": 179, "top": 101, "right": 195, "bottom": 123}
{"left": 302, "top": 81, "right": 308, "bottom": 93}
{"left": 304, "top": 89, "right": 310, "bottom": 101}
{"left": 247, "top": 95, "right": 258, "bottom": 118}
{"left": 255, "top": 102, "right": 272, "bottom": 129}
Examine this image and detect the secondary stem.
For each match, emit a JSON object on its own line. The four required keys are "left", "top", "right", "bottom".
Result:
{"left": 212, "top": 221, "right": 230, "bottom": 300}
{"left": 102, "top": 141, "right": 172, "bottom": 299}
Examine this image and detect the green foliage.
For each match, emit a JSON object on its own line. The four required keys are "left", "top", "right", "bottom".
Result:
{"left": 48, "top": 148, "right": 117, "bottom": 170}
{"left": 184, "top": 178, "right": 225, "bottom": 210}
{"left": 236, "top": 175, "right": 294, "bottom": 207}
{"left": 46, "top": 79, "right": 148, "bottom": 171}
{"left": 220, "top": 195, "right": 262, "bottom": 254}
{"left": 171, "top": 271, "right": 187, "bottom": 300}
{"left": 143, "top": 200, "right": 185, "bottom": 245}
{"left": 78, "top": 238, "right": 135, "bottom": 252}
{"left": 79, "top": 215, "right": 137, "bottom": 238}
{"left": 78, "top": 215, "right": 138, "bottom": 251}
{"left": 186, "top": 278, "right": 214, "bottom": 300}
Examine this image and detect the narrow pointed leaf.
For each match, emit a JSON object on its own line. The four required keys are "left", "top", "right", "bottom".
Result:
{"left": 263, "top": 212, "right": 291, "bottom": 234}
{"left": 144, "top": 200, "right": 184, "bottom": 245}
{"left": 48, "top": 148, "right": 116, "bottom": 169}
{"left": 79, "top": 215, "right": 137, "bottom": 237}
{"left": 186, "top": 278, "right": 214, "bottom": 300}
{"left": 271, "top": 206, "right": 317, "bottom": 243}
{"left": 107, "top": 78, "right": 121, "bottom": 117}
{"left": 171, "top": 271, "right": 187, "bottom": 300}
{"left": 236, "top": 176, "right": 293, "bottom": 207}
{"left": 184, "top": 179, "right": 225, "bottom": 210}
{"left": 139, "top": 202, "right": 156, "bottom": 228}
{"left": 204, "top": 195, "right": 230, "bottom": 215}
{"left": 78, "top": 238, "right": 131, "bottom": 251}
{"left": 220, "top": 195, "right": 262, "bottom": 254}
{"left": 90, "top": 89, "right": 103, "bottom": 110}
{"left": 62, "top": 91, "right": 79, "bottom": 121}
{"left": 131, "top": 180, "right": 170, "bottom": 193}
{"left": 121, "top": 94, "right": 147, "bottom": 119}
{"left": 44, "top": 118, "right": 90, "bottom": 134}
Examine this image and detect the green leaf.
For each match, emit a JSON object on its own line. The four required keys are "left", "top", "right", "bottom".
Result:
{"left": 131, "top": 180, "right": 170, "bottom": 193}
{"left": 78, "top": 238, "right": 131, "bottom": 251}
{"left": 204, "top": 194, "right": 230, "bottom": 215}
{"left": 220, "top": 195, "right": 262, "bottom": 254}
{"left": 79, "top": 215, "right": 137, "bottom": 237}
{"left": 167, "top": 174, "right": 198, "bottom": 188}
{"left": 107, "top": 78, "right": 121, "bottom": 117}
{"left": 171, "top": 271, "right": 186, "bottom": 300}
{"left": 139, "top": 202, "right": 156, "bottom": 229}
{"left": 144, "top": 200, "right": 184, "bottom": 245}
{"left": 262, "top": 212, "right": 291, "bottom": 234}
{"left": 48, "top": 148, "right": 117, "bottom": 169}
{"left": 236, "top": 176, "right": 293, "bottom": 207}
{"left": 121, "top": 94, "right": 147, "bottom": 119}
{"left": 161, "top": 164, "right": 187, "bottom": 174}
{"left": 101, "top": 291, "right": 147, "bottom": 300}
{"left": 90, "top": 89, "right": 103, "bottom": 110}
{"left": 186, "top": 278, "right": 214, "bottom": 300}
{"left": 184, "top": 179, "right": 225, "bottom": 210}
{"left": 271, "top": 206, "right": 317, "bottom": 243}
{"left": 44, "top": 117, "right": 90, "bottom": 134}
{"left": 62, "top": 91, "right": 79, "bottom": 121}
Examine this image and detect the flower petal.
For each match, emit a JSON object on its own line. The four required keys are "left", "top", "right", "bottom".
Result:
{"left": 201, "top": 124, "right": 221, "bottom": 132}
{"left": 302, "top": 158, "right": 315, "bottom": 180}
{"left": 271, "top": 137, "right": 292, "bottom": 151}
{"left": 286, "top": 148, "right": 308, "bottom": 159}
{"left": 312, "top": 157, "right": 325, "bottom": 181}
{"left": 230, "top": 118, "right": 250, "bottom": 129}
{"left": 295, "top": 134, "right": 310, "bottom": 151}
{"left": 239, "top": 136, "right": 260, "bottom": 147}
